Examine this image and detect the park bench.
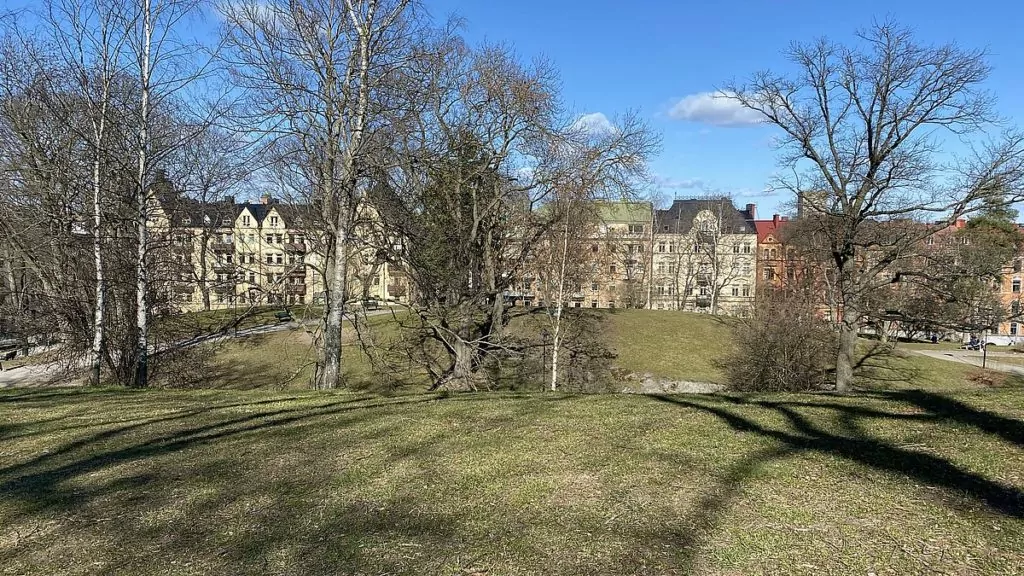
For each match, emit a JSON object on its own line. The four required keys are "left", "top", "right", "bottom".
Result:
{"left": 274, "top": 311, "right": 292, "bottom": 323}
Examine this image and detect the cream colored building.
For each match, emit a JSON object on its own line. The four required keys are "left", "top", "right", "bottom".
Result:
{"left": 149, "top": 190, "right": 400, "bottom": 312}
{"left": 649, "top": 199, "right": 757, "bottom": 315}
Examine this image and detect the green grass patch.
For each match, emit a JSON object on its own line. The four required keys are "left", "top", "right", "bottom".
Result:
{"left": 602, "top": 309, "right": 735, "bottom": 384}
{"left": 0, "top": 386, "right": 1021, "bottom": 574}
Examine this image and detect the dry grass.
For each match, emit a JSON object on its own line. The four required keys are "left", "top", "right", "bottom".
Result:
{"left": 1, "top": 387, "right": 1022, "bottom": 575}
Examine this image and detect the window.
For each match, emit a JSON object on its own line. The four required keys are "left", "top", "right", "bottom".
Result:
{"left": 667, "top": 263, "right": 675, "bottom": 274}
{"left": 657, "top": 303, "right": 665, "bottom": 309}
{"left": 270, "top": 216, "right": 279, "bottom": 226}
{"left": 1012, "top": 323, "right": 1019, "bottom": 336}
{"left": 1014, "top": 301, "right": 1021, "bottom": 315}
{"left": 608, "top": 301, "right": 615, "bottom": 309}
{"left": 373, "top": 276, "right": 380, "bottom": 286}
{"left": 657, "top": 263, "right": 665, "bottom": 273}
{"left": 731, "top": 286, "right": 739, "bottom": 296}
{"left": 573, "top": 302, "right": 581, "bottom": 308}
{"left": 591, "top": 302, "right": 598, "bottom": 308}
{"left": 668, "top": 244, "right": 675, "bottom": 253}
{"left": 742, "top": 285, "right": 750, "bottom": 297}
{"left": 266, "top": 234, "right": 274, "bottom": 244}
{"left": 591, "top": 283, "right": 599, "bottom": 292}
{"left": 226, "top": 254, "right": 233, "bottom": 264}
{"left": 247, "top": 233, "right": 255, "bottom": 244}
{"left": 248, "top": 273, "right": 256, "bottom": 284}
{"left": 221, "top": 218, "right": 231, "bottom": 226}
{"left": 764, "top": 268, "right": 775, "bottom": 280}
{"left": 1015, "top": 260, "right": 1022, "bottom": 273}
{"left": 276, "top": 234, "right": 283, "bottom": 244}
{"left": 275, "top": 254, "right": 283, "bottom": 264}
{"left": 926, "top": 236, "right": 935, "bottom": 246}
{"left": 591, "top": 244, "right": 599, "bottom": 253}
{"left": 628, "top": 224, "right": 644, "bottom": 234}
{"left": 733, "top": 244, "right": 740, "bottom": 253}
{"left": 743, "top": 244, "right": 751, "bottom": 254}
{"left": 658, "top": 243, "right": 666, "bottom": 253}
{"left": 1014, "top": 279, "right": 1021, "bottom": 293}
{"left": 242, "top": 215, "right": 250, "bottom": 226}
{"left": 266, "top": 254, "right": 274, "bottom": 264}
{"left": 266, "top": 273, "right": 275, "bottom": 284}
{"left": 609, "top": 265, "right": 616, "bottom": 274}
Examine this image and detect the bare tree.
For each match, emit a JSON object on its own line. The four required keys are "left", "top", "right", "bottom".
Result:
{"left": 725, "top": 21, "right": 1024, "bottom": 391}
{"left": 42, "top": 0, "right": 132, "bottom": 385}
{"left": 220, "top": 0, "right": 415, "bottom": 390}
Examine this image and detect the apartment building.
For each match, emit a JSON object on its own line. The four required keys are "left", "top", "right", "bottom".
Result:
{"left": 149, "top": 189, "right": 398, "bottom": 313}
{"left": 753, "top": 213, "right": 793, "bottom": 289}
{"left": 649, "top": 199, "right": 757, "bottom": 314}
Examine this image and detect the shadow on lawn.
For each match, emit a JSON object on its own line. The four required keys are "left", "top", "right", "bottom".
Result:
{"left": 648, "top": 390, "right": 1024, "bottom": 571}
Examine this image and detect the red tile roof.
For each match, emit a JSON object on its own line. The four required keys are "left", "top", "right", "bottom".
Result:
{"left": 753, "top": 216, "right": 789, "bottom": 243}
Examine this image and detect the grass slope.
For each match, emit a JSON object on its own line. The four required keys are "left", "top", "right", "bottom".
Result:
{"left": 1, "top": 387, "right": 1022, "bottom": 575}
{"left": 190, "top": 309, "right": 1010, "bottom": 391}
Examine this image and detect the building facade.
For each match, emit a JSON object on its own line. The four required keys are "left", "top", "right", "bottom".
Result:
{"left": 649, "top": 199, "right": 757, "bottom": 314}
{"left": 149, "top": 191, "right": 398, "bottom": 313}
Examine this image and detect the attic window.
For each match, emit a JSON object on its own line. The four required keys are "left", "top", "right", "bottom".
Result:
{"left": 242, "top": 215, "right": 251, "bottom": 226}
{"left": 270, "top": 216, "right": 279, "bottom": 226}
{"left": 663, "top": 225, "right": 669, "bottom": 231}
{"left": 182, "top": 217, "right": 192, "bottom": 225}
{"left": 221, "top": 218, "right": 231, "bottom": 226}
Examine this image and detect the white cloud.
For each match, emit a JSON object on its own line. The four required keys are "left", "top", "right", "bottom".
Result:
{"left": 668, "top": 91, "right": 764, "bottom": 126}
{"left": 654, "top": 175, "right": 707, "bottom": 191}
{"left": 571, "top": 112, "right": 617, "bottom": 136}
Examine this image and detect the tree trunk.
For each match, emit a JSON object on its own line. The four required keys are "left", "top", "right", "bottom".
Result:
{"left": 133, "top": 0, "right": 152, "bottom": 389}
{"left": 90, "top": 155, "right": 104, "bottom": 386}
{"left": 436, "top": 336, "right": 478, "bottom": 392}
{"left": 549, "top": 203, "right": 571, "bottom": 391}
{"left": 318, "top": 220, "right": 348, "bottom": 390}
{"left": 835, "top": 307, "right": 859, "bottom": 393}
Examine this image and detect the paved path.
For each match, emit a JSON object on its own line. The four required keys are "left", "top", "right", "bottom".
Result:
{"left": 0, "top": 308, "right": 398, "bottom": 388}
{"left": 910, "top": 348, "right": 1024, "bottom": 375}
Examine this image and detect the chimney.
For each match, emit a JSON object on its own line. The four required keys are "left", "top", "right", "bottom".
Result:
{"left": 260, "top": 193, "right": 272, "bottom": 205}
{"left": 773, "top": 214, "right": 780, "bottom": 226}
{"left": 746, "top": 203, "right": 756, "bottom": 219}
{"left": 224, "top": 195, "right": 235, "bottom": 205}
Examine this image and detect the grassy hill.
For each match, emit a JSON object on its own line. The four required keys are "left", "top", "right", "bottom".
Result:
{"left": 182, "top": 308, "right": 1007, "bottom": 392}
{"left": 1, "top": 386, "right": 1022, "bottom": 575}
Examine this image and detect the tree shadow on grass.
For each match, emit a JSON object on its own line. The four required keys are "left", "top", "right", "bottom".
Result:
{"left": 644, "top": 391, "right": 1024, "bottom": 571}
{"left": 651, "top": 393, "right": 1024, "bottom": 518}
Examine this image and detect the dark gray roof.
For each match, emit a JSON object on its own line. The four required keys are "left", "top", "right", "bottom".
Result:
{"left": 654, "top": 198, "right": 755, "bottom": 235}
{"left": 156, "top": 190, "right": 310, "bottom": 228}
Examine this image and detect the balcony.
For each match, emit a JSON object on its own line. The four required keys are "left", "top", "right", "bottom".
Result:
{"left": 696, "top": 295, "right": 712, "bottom": 308}
{"left": 213, "top": 262, "right": 234, "bottom": 272}
{"left": 287, "top": 268, "right": 306, "bottom": 278}
{"left": 213, "top": 284, "right": 236, "bottom": 294}
{"left": 283, "top": 242, "right": 307, "bottom": 253}
{"left": 696, "top": 274, "right": 712, "bottom": 287}
{"left": 285, "top": 284, "right": 306, "bottom": 295}
{"left": 210, "top": 242, "right": 234, "bottom": 252}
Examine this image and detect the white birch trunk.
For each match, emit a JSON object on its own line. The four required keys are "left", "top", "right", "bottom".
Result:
{"left": 134, "top": 0, "right": 152, "bottom": 387}
{"left": 550, "top": 204, "right": 571, "bottom": 391}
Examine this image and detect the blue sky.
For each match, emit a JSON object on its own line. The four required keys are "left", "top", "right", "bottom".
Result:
{"left": 424, "top": 0, "right": 1024, "bottom": 216}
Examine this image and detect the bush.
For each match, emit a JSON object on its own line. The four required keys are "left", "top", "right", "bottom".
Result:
{"left": 724, "top": 289, "right": 836, "bottom": 392}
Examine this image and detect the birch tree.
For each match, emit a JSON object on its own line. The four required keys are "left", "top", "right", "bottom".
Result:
{"left": 43, "top": 0, "right": 131, "bottom": 385}
{"left": 220, "top": 0, "right": 414, "bottom": 390}
{"left": 725, "top": 21, "right": 1024, "bottom": 392}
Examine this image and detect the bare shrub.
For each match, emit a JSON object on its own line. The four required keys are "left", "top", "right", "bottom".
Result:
{"left": 724, "top": 290, "right": 836, "bottom": 392}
